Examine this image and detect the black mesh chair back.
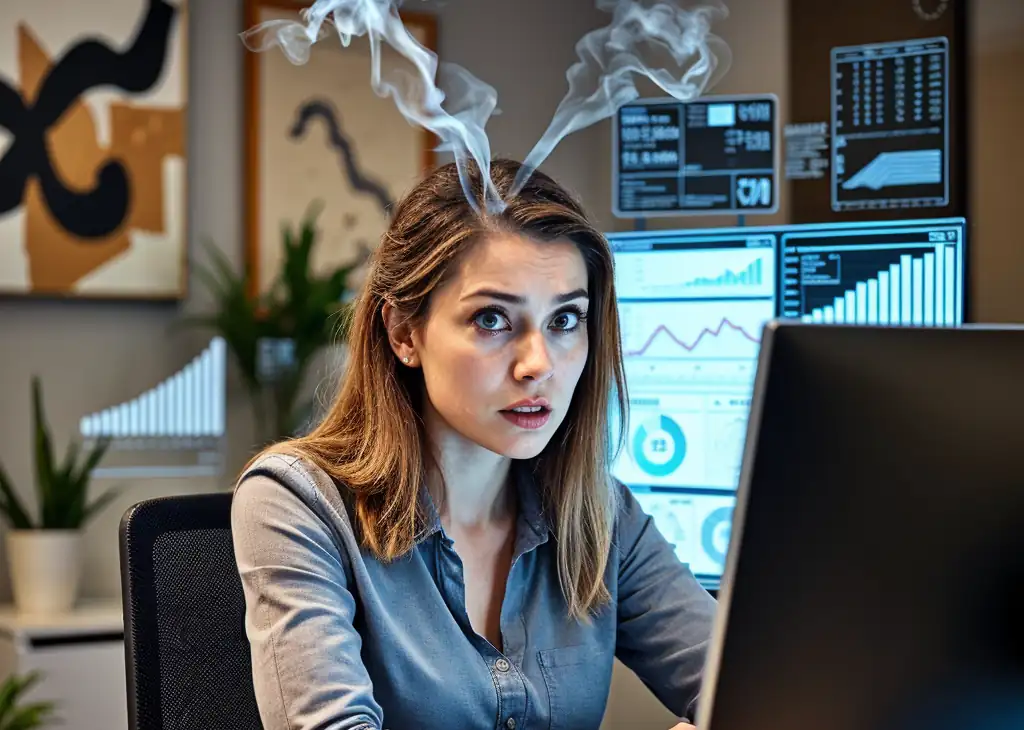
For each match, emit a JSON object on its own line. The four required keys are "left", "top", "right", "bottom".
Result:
{"left": 119, "top": 493, "right": 262, "bottom": 730}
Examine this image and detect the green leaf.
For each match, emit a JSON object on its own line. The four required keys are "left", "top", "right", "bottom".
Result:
{"left": 3, "top": 701, "right": 58, "bottom": 730}
{"left": 30, "top": 377, "right": 54, "bottom": 527}
{"left": 0, "top": 672, "right": 55, "bottom": 730}
{"left": 0, "top": 463, "right": 33, "bottom": 530}
{"left": 77, "top": 436, "right": 111, "bottom": 481}
{"left": 180, "top": 241, "right": 270, "bottom": 395}
{"left": 81, "top": 485, "right": 122, "bottom": 527}
{"left": 0, "top": 671, "right": 27, "bottom": 724}
{"left": 54, "top": 435, "right": 112, "bottom": 530}
{"left": 58, "top": 440, "right": 80, "bottom": 484}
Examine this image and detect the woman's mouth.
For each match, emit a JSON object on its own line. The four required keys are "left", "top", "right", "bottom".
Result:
{"left": 500, "top": 405, "right": 551, "bottom": 430}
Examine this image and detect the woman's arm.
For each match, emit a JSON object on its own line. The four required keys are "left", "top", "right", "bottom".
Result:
{"left": 613, "top": 482, "right": 718, "bottom": 724}
{"left": 232, "top": 474, "right": 384, "bottom": 730}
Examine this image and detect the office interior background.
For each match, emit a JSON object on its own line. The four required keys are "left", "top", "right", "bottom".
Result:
{"left": 0, "top": 0, "right": 1020, "bottom": 727}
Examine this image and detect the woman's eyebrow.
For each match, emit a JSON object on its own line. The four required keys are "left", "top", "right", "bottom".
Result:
{"left": 461, "top": 287, "right": 589, "bottom": 304}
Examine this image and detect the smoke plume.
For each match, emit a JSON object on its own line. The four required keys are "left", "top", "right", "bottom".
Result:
{"left": 512, "top": 0, "right": 731, "bottom": 196}
{"left": 240, "top": 0, "right": 504, "bottom": 213}
{"left": 240, "top": 0, "right": 730, "bottom": 213}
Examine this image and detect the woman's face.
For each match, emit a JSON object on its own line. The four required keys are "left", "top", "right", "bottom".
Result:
{"left": 409, "top": 232, "right": 590, "bottom": 459}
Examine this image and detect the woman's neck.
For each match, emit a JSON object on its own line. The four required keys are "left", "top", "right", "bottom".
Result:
{"left": 424, "top": 404, "right": 514, "bottom": 529}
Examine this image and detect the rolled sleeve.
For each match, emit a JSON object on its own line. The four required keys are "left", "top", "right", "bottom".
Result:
{"left": 231, "top": 473, "right": 384, "bottom": 730}
{"left": 613, "top": 482, "right": 718, "bottom": 722}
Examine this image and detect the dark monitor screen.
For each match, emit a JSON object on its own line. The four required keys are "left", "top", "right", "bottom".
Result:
{"left": 607, "top": 216, "right": 967, "bottom": 588}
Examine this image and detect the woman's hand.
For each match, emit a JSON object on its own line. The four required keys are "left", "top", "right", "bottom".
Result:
{"left": 669, "top": 724, "right": 696, "bottom": 730}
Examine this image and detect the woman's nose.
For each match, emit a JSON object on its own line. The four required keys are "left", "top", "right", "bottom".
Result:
{"left": 513, "top": 330, "right": 555, "bottom": 382}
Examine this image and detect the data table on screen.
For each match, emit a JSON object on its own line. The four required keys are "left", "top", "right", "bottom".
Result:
{"left": 831, "top": 37, "right": 949, "bottom": 211}
{"left": 613, "top": 95, "right": 778, "bottom": 217}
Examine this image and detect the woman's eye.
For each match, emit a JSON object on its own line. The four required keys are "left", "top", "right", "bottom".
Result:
{"left": 474, "top": 311, "right": 509, "bottom": 331}
{"left": 551, "top": 311, "right": 580, "bottom": 331}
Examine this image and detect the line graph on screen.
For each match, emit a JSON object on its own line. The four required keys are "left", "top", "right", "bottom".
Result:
{"left": 620, "top": 300, "right": 770, "bottom": 360}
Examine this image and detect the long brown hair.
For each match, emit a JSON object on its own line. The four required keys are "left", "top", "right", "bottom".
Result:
{"left": 259, "top": 159, "right": 627, "bottom": 618}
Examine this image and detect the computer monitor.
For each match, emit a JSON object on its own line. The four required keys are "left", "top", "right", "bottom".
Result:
{"left": 607, "top": 217, "right": 967, "bottom": 588}
{"left": 698, "top": 322, "right": 1024, "bottom": 730}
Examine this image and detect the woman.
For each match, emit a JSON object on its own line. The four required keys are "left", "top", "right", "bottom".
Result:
{"left": 232, "top": 159, "right": 717, "bottom": 730}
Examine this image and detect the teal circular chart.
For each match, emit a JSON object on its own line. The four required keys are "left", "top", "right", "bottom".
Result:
{"left": 701, "top": 507, "right": 733, "bottom": 565}
{"left": 631, "top": 415, "right": 687, "bottom": 477}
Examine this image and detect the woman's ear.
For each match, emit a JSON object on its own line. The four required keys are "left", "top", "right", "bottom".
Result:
{"left": 382, "top": 302, "right": 419, "bottom": 367}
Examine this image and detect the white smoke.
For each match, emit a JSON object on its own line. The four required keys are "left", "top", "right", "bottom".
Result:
{"left": 512, "top": 0, "right": 731, "bottom": 196}
{"left": 240, "top": 0, "right": 504, "bottom": 213}
{"left": 240, "top": 0, "right": 729, "bottom": 213}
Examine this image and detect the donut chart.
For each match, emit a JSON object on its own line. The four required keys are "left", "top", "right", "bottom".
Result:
{"left": 632, "top": 414, "right": 687, "bottom": 477}
{"left": 701, "top": 506, "right": 733, "bottom": 564}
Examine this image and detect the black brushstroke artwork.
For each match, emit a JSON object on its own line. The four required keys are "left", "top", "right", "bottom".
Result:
{"left": 0, "top": 0, "right": 177, "bottom": 239}
{"left": 289, "top": 100, "right": 394, "bottom": 213}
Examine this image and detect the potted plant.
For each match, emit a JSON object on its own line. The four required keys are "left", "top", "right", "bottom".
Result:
{"left": 0, "top": 377, "right": 120, "bottom": 614}
{"left": 0, "top": 671, "right": 57, "bottom": 729}
{"left": 190, "top": 201, "right": 362, "bottom": 446}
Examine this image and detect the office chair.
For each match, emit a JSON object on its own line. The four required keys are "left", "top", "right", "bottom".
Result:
{"left": 119, "top": 493, "right": 263, "bottom": 730}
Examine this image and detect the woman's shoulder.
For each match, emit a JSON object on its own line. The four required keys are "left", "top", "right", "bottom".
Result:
{"left": 238, "top": 448, "right": 333, "bottom": 497}
{"left": 233, "top": 448, "right": 360, "bottom": 541}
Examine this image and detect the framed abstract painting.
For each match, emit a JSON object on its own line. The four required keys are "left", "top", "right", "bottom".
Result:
{"left": 244, "top": 0, "right": 437, "bottom": 297}
{"left": 0, "top": 0, "right": 189, "bottom": 300}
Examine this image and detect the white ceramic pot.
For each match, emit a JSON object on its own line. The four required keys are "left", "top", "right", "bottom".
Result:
{"left": 5, "top": 530, "right": 82, "bottom": 614}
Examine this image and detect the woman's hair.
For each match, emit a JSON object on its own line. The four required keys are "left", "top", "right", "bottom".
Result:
{"left": 259, "top": 158, "right": 627, "bottom": 619}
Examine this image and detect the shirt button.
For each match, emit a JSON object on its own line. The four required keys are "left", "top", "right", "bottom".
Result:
{"left": 506, "top": 719, "right": 516, "bottom": 730}
{"left": 495, "top": 658, "right": 510, "bottom": 672}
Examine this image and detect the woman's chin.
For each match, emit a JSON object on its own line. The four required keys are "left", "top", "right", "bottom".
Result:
{"left": 484, "top": 432, "right": 554, "bottom": 460}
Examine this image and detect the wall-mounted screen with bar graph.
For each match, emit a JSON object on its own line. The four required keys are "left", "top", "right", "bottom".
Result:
{"left": 606, "top": 215, "right": 966, "bottom": 588}
{"left": 607, "top": 229, "right": 777, "bottom": 588}
{"left": 781, "top": 218, "right": 965, "bottom": 326}
{"left": 79, "top": 337, "right": 228, "bottom": 479}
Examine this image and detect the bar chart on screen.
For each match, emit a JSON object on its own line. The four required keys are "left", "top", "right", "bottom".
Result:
{"left": 799, "top": 244, "right": 957, "bottom": 326}
{"left": 79, "top": 338, "right": 228, "bottom": 479}
{"left": 615, "top": 238, "right": 776, "bottom": 300}
{"left": 781, "top": 221, "right": 964, "bottom": 326}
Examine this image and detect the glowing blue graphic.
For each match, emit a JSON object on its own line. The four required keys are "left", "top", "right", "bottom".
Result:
{"left": 780, "top": 220, "right": 966, "bottom": 326}
{"left": 609, "top": 232, "right": 775, "bottom": 494}
{"left": 701, "top": 506, "right": 732, "bottom": 564}
{"left": 798, "top": 245, "right": 957, "bottom": 326}
{"left": 607, "top": 216, "right": 966, "bottom": 588}
{"left": 831, "top": 37, "right": 949, "bottom": 211}
{"left": 841, "top": 149, "right": 942, "bottom": 191}
{"left": 683, "top": 256, "right": 763, "bottom": 289}
{"left": 80, "top": 338, "right": 226, "bottom": 440}
{"left": 78, "top": 338, "right": 228, "bottom": 480}
{"left": 632, "top": 415, "right": 688, "bottom": 477}
{"left": 631, "top": 491, "right": 736, "bottom": 581}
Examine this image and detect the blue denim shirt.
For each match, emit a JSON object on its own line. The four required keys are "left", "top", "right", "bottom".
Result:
{"left": 231, "top": 453, "right": 716, "bottom": 730}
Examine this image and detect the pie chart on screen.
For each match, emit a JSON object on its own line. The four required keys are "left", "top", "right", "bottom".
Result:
{"left": 701, "top": 507, "right": 733, "bottom": 565}
{"left": 632, "top": 414, "right": 687, "bottom": 477}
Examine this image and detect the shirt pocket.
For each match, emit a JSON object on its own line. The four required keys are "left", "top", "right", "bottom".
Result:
{"left": 537, "top": 644, "right": 612, "bottom": 730}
